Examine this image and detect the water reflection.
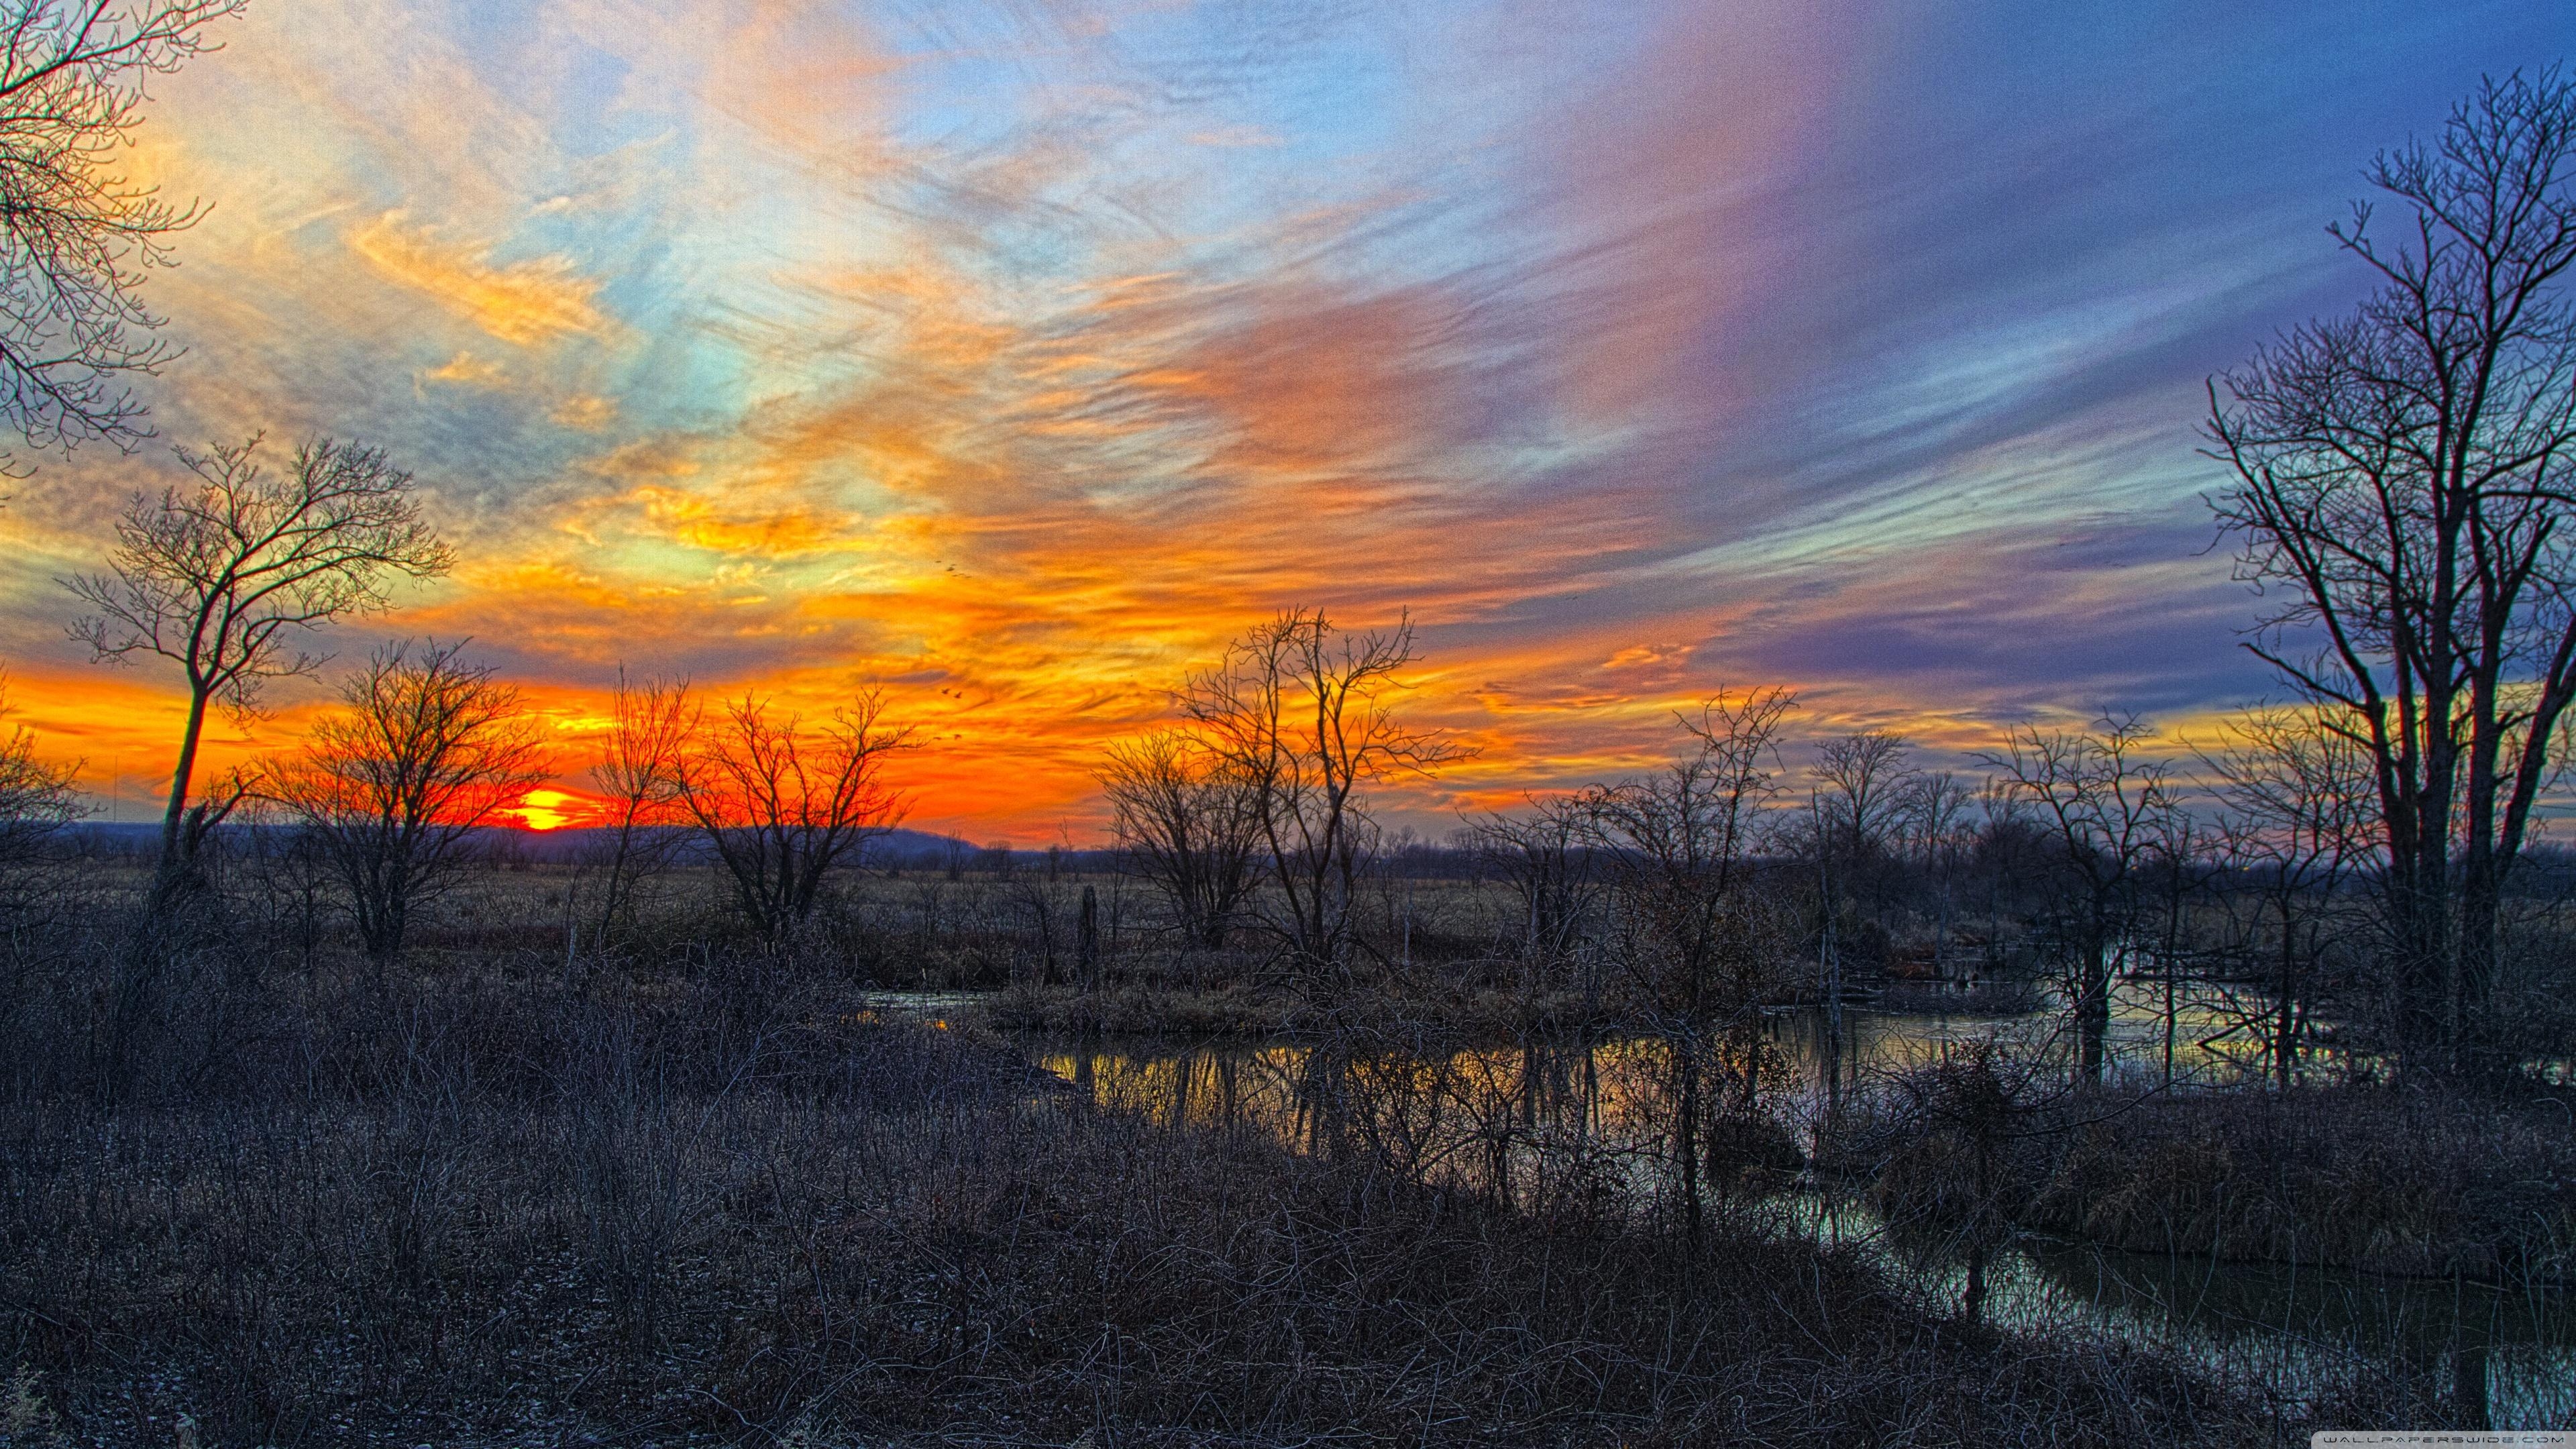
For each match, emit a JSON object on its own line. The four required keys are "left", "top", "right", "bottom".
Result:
{"left": 1030, "top": 985, "right": 2315, "bottom": 1166}
{"left": 1012, "top": 1006, "right": 2573, "bottom": 1428}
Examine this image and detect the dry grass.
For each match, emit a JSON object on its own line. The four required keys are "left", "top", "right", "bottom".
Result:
{"left": 2027, "top": 1089, "right": 2576, "bottom": 1281}
{"left": 0, "top": 938, "right": 2315, "bottom": 1447}
{"left": 0, "top": 852, "right": 2547, "bottom": 1444}
{"left": 1833, "top": 1051, "right": 2575, "bottom": 1297}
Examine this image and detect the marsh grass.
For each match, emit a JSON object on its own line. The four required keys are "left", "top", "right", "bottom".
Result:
{"left": 0, "top": 854, "right": 2543, "bottom": 1444}
{"left": 0, "top": 924, "right": 2325, "bottom": 1448}
{"left": 2027, "top": 1089, "right": 2576, "bottom": 1281}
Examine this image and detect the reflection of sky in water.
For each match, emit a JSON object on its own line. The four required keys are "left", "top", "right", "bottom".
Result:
{"left": 1025, "top": 1011, "right": 2574, "bottom": 1428}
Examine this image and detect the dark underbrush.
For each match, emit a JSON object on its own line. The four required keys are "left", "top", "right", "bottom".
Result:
{"left": 0, "top": 946, "right": 2345, "bottom": 1448}
{"left": 2028, "top": 1087, "right": 2576, "bottom": 1281}
{"left": 1836, "top": 1047, "right": 2576, "bottom": 1289}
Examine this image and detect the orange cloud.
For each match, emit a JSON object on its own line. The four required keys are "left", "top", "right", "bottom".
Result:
{"left": 419, "top": 350, "right": 508, "bottom": 388}
{"left": 350, "top": 212, "right": 610, "bottom": 346}
{"left": 9, "top": 0, "right": 2275, "bottom": 849}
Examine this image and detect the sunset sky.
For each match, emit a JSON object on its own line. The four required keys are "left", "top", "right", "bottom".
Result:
{"left": 0, "top": 0, "right": 2565, "bottom": 840}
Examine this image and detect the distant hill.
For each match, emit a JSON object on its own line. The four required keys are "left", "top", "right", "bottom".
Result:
{"left": 55, "top": 820, "right": 1123, "bottom": 861}
{"left": 63, "top": 820, "right": 1002, "bottom": 867}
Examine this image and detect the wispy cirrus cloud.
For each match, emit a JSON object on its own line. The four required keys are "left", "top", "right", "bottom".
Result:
{"left": 351, "top": 214, "right": 614, "bottom": 347}
{"left": 0, "top": 0, "right": 2563, "bottom": 835}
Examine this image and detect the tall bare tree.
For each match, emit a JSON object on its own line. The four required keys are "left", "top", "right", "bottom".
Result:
{"left": 2200, "top": 706, "right": 2374, "bottom": 1087}
{"left": 64, "top": 435, "right": 451, "bottom": 900}
{"left": 1894, "top": 769, "right": 1976, "bottom": 972}
{"left": 1811, "top": 731, "right": 1914, "bottom": 867}
{"left": 1100, "top": 727, "right": 1258, "bottom": 951}
{"left": 1806, "top": 731, "right": 1917, "bottom": 1028}
{"left": 264, "top": 640, "right": 551, "bottom": 961}
{"left": 676, "top": 690, "right": 912, "bottom": 943}
{"left": 0, "top": 1, "right": 244, "bottom": 460}
{"left": 1180, "top": 608, "right": 1464, "bottom": 986}
{"left": 1985, "top": 712, "right": 2176, "bottom": 1083}
{"left": 1586, "top": 689, "right": 1797, "bottom": 1242}
{"left": 2208, "top": 68, "right": 2576, "bottom": 1079}
{"left": 579, "top": 670, "right": 698, "bottom": 955}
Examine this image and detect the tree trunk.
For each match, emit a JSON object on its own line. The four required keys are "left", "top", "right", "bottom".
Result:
{"left": 2390, "top": 875, "right": 2450, "bottom": 1085}
{"left": 151, "top": 684, "right": 214, "bottom": 909}
{"left": 2275, "top": 905, "right": 2301, "bottom": 1091}
{"left": 2455, "top": 856, "right": 2502, "bottom": 1077}
{"left": 1673, "top": 1034, "right": 1703, "bottom": 1246}
{"left": 1077, "top": 884, "right": 1099, "bottom": 989}
{"left": 2077, "top": 936, "right": 2110, "bottom": 1083}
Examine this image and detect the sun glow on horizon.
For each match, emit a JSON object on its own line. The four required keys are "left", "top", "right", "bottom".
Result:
{"left": 507, "top": 789, "right": 590, "bottom": 833}
{"left": 0, "top": 0, "right": 2556, "bottom": 839}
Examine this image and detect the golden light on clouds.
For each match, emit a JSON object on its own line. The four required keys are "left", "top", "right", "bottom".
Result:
{"left": 551, "top": 392, "right": 618, "bottom": 430}
{"left": 0, "top": 0, "right": 2453, "bottom": 840}
{"left": 350, "top": 212, "right": 610, "bottom": 347}
{"left": 419, "top": 351, "right": 508, "bottom": 388}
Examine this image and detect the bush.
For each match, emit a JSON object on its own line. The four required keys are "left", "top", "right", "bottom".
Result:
{"left": 0, "top": 957, "right": 2303, "bottom": 1446}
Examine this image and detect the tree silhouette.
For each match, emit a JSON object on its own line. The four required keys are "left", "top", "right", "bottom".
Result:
{"left": 65, "top": 435, "right": 451, "bottom": 902}
{"left": 0, "top": 1, "right": 245, "bottom": 462}
{"left": 2209, "top": 68, "right": 2576, "bottom": 1079}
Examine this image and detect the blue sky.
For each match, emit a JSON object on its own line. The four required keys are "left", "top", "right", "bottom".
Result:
{"left": 1, "top": 0, "right": 2565, "bottom": 832}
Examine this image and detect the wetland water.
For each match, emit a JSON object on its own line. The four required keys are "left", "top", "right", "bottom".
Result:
{"left": 885, "top": 989, "right": 2573, "bottom": 1426}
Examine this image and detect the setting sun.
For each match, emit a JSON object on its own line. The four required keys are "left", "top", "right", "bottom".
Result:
{"left": 0, "top": 3, "right": 2566, "bottom": 1440}
{"left": 508, "top": 788, "right": 590, "bottom": 833}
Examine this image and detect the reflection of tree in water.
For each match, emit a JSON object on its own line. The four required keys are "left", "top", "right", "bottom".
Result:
{"left": 1036, "top": 1031, "right": 1800, "bottom": 1220}
{"left": 1030, "top": 1023, "right": 2575, "bottom": 1426}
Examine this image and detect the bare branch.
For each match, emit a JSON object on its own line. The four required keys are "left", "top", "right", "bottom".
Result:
{"left": 675, "top": 688, "right": 914, "bottom": 942}
{"left": 60, "top": 433, "right": 450, "bottom": 892}
{"left": 261, "top": 639, "right": 553, "bottom": 961}
{"left": 0, "top": 0, "right": 245, "bottom": 459}
{"left": 2205, "top": 64, "right": 2576, "bottom": 1078}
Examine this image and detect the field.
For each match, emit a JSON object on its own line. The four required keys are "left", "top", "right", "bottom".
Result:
{"left": 1, "top": 847, "right": 2562, "bottom": 1442}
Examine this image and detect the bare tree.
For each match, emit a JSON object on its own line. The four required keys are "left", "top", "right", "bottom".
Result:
{"left": 1181, "top": 608, "right": 1465, "bottom": 987}
{"left": 1984, "top": 712, "right": 2176, "bottom": 1083}
{"left": 1586, "top": 688, "right": 1798, "bottom": 1242}
{"left": 0, "top": 1, "right": 244, "bottom": 461}
{"left": 2200, "top": 706, "right": 2374, "bottom": 1087}
{"left": 264, "top": 640, "right": 551, "bottom": 962}
{"left": 64, "top": 435, "right": 451, "bottom": 901}
{"left": 1100, "top": 727, "right": 1259, "bottom": 951}
{"left": 1464, "top": 794, "right": 1604, "bottom": 1012}
{"left": 2207, "top": 68, "right": 2576, "bottom": 1079}
{"left": 0, "top": 671, "right": 83, "bottom": 869}
{"left": 1866, "top": 1034, "right": 2080, "bottom": 1328}
{"left": 578, "top": 670, "right": 697, "bottom": 956}
{"left": 1811, "top": 732, "right": 1914, "bottom": 865}
{"left": 2140, "top": 809, "right": 2223, "bottom": 1089}
{"left": 1806, "top": 731, "right": 1917, "bottom": 1030}
{"left": 676, "top": 690, "right": 913, "bottom": 943}
{"left": 1894, "top": 769, "right": 1977, "bottom": 973}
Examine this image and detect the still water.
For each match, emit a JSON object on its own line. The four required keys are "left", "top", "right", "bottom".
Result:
{"left": 952, "top": 987, "right": 2575, "bottom": 1429}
